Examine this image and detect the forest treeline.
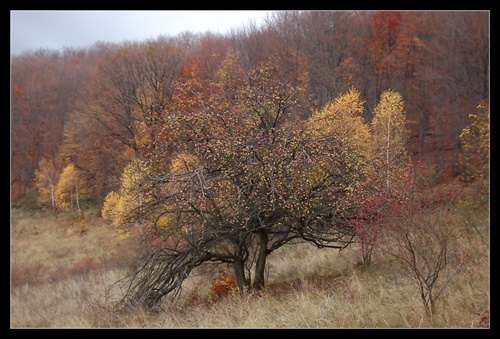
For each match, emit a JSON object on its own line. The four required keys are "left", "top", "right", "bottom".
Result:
{"left": 11, "top": 10, "right": 489, "bottom": 206}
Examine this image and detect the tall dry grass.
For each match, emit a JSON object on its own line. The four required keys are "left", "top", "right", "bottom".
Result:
{"left": 10, "top": 204, "right": 489, "bottom": 328}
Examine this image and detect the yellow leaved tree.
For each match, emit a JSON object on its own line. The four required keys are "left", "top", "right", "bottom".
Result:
{"left": 370, "top": 89, "right": 409, "bottom": 190}
{"left": 305, "top": 86, "right": 371, "bottom": 186}
{"left": 459, "top": 102, "right": 489, "bottom": 183}
{"left": 307, "top": 86, "right": 369, "bottom": 151}
{"left": 102, "top": 158, "right": 153, "bottom": 236}
{"left": 54, "top": 163, "right": 87, "bottom": 219}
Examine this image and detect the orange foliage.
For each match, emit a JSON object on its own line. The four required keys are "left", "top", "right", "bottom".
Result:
{"left": 208, "top": 268, "right": 238, "bottom": 301}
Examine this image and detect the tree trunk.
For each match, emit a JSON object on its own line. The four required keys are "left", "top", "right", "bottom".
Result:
{"left": 253, "top": 229, "right": 269, "bottom": 290}
{"left": 50, "top": 180, "right": 55, "bottom": 209}
{"left": 75, "top": 182, "right": 82, "bottom": 220}
{"left": 233, "top": 253, "right": 249, "bottom": 293}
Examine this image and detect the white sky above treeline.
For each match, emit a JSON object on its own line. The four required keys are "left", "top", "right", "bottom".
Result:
{"left": 10, "top": 10, "right": 276, "bottom": 55}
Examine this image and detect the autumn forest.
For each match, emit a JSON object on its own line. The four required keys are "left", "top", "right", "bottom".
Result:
{"left": 10, "top": 10, "right": 489, "bottom": 323}
{"left": 11, "top": 11, "right": 489, "bottom": 203}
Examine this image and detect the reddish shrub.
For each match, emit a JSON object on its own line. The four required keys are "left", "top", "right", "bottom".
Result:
{"left": 208, "top": 268, "right": 237, "bottom": 301}
{"left": 67, "top": 257, "right": 100, "bottom": 277}
{"left": 11, "top": 262, "right": 47, "bottom": 288}
{"left": 47, "top": 266, "right": 68, "bottom": 284}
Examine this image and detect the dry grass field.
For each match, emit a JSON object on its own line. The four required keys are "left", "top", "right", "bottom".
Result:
{"left": 10, "top": 201, "right": 489, "bottom": 328}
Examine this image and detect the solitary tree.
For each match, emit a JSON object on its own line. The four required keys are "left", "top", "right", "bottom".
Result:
{"left": 107, "top": 55, "right": 368, "bottom": 309}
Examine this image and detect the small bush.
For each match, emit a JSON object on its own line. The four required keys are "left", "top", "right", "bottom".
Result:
{"left": 67, "top": 257, "right": 100, "bottom": 277}
{"left": 208, "top": 268, "right": 238, "bottom": 301}
{"left": 11, "top": 262, "right": 47, "bottom": 288}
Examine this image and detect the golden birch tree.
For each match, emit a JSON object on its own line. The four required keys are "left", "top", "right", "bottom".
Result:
{"left": 54, "top": 163, "right": 86, "bottom": 218}
{"left": 370, "top": 89, "right": 409, "bottom": 189}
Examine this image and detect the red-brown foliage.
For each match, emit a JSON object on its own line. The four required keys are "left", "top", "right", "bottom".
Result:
{"left": 208, "top": 268, "right": 238, "bottom": 301}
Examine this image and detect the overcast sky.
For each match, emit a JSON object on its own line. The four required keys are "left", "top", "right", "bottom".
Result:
{"left": 10, "top": 10, "right": 276, "bottom": 56}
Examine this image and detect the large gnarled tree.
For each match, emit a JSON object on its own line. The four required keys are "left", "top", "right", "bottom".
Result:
{"left": 105, "top": 52, "right": 368, "bottom": 309}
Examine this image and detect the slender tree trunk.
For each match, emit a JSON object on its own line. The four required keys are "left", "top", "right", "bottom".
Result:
{"left": 49, "top": 180, "right": 55, "bottom": 209}
{"left": 50, "top": 181, "right": 58, "bottom": 218}
{"left": 75, "top": 182, "right": 81, "bottom": 219}
{"left": 451, "top": 84, "right": 463, "bottom": 177}
{"left": 418, "top": 108, "right": 427, "bottom": 163}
